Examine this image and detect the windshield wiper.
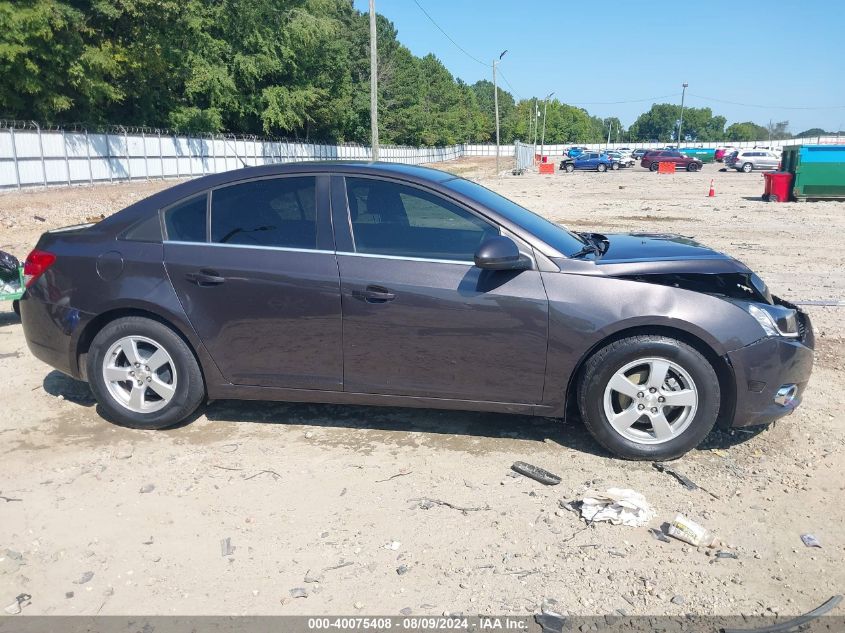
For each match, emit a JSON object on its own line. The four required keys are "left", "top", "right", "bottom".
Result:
{"left": 570, "top": 242, "right": 601, "bottom": 259}
{"left": 570, "top": 233, "right": 607, "bottom": 259}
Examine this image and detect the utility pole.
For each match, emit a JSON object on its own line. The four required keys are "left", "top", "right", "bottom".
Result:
{"left": 493, "top": 50, "right": 507, "bottom": 175}
{"left": 533, "top": 100, "right": 539, "bottom": 146}
{"left": 369, "top": 0, "right": 379, "bottom": 161}
{"left": 606, "top": 121, "right": 612, "bottom": 149}
{"left": 677, "top": 82, "right": 688, "bottom": 147}
{"left": 540, "top": 91, "right": 554, "bottom": 161}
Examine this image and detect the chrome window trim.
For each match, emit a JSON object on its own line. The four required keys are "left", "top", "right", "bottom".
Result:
{"left": 163, "top": 241, "right": 334, "bottom": 256}
{"left": 336, "top": 251, "right": 474, "bottom": 266}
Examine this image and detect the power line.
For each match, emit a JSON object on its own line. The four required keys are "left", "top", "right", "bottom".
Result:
{"left": 689, "top": 93, "right": 845, "bottom": 111}
{"left": 569, "top": 93, "right": 681, "bottom": 106}
{"left": 410, "top": 0, "right": 488, "bottom": 67}
{"left": 497, "top": 69, "right": 522, "bottom": 100}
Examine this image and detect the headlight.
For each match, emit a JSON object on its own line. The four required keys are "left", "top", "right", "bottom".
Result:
{"left": 744, "top": 302, "right": 800, "bottom": 338}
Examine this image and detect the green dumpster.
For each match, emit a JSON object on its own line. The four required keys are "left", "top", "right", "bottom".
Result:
{"left": 780, "top": 144, "right": 845, "bottom": 201}
{"left": 679, "top": 147, "right": 716, "bottom": 163}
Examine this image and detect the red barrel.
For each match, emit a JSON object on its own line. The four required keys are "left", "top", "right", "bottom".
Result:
{"left": 763, "top": 172, "right": 793, "bottom": 203}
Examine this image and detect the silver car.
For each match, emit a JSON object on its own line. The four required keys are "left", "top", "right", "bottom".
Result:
{"left": 727, "top": 149, "right": 780, "bottom": 173}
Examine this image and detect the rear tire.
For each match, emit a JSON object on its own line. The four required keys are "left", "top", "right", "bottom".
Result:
{"left": 742, "top": 162, "right": 753, "bottom": 173}
{"left": 649, "top": 162, "right": 659, "bottom": 172}
{"left": 577, "top": 335, "right": 720, "bottom": 460}
{"left": 12, "top": 300, "right": 20, "bottom": 316}
{"left": 87, "top": 316, "right": 205, "bottom": 429}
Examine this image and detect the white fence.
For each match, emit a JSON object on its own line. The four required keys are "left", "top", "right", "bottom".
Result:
{"left": 1, "top": 120, "right": 841, "bottom": 189}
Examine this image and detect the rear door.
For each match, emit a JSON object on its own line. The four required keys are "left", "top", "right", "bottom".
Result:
{"left": 332, "top": 175, "right": 549, "bottom": 404}
{"left": 163, "top": 175, "right": 343, "bottom": 390}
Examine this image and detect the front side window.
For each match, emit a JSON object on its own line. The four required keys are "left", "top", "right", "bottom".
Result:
{"left": 211, "top": 177, "right": 317, "bottom": 249}
{"left": 345, "top": 178, "right": 499, "bottom": 261}
{"left": 164, "top": 194, "right": 207, "bottom": 243}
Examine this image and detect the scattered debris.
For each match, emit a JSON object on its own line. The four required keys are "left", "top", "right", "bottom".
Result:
{"left": 721, "top": 595, "right": 843, "bottom": 633}
{"left": 578, "top": 489, "right": 654, "bottom": 527}
{"left": 671, "top": 595, "right": 685, "bottom": 605}
{"left": 535, "top": 612, "right": 566, "bottom": 633}
{"left": 649, "top": 528, "right": 671, "bottom": 543}
{"left": 73, "top": 571, "right": 94, "bottom": 585}
{"left": 211, "top": 465, "right": 243, "bottom": 472}
{"left": 139, "top": 484, "right": 155, "bottom": 494}
{"left": 400, "top": 607, "right": 412, "bottom": 616}
{"left": 411, "top": 497, "right": 491, "bottom": 513}
{"left": 220, "top": 537, "right": 234, "bottom": 557}
{"left": 652, "top": 462, "right": 698, "bottom": 490}
{"left": 540, "top": 597, "right": 565, "bottom": 617}
{"left": 666, "top": 514, "right": 719, "bottom": 548}
{"left": 65, "top": 591, "right": 74, "bottom": 599}
{"left": 715, "top": 551, "right": 738, "bottom": 560}
{"left": 142, "top": 537, "right": 154, "bottom": 545}
{"left": 3, "top": 593, "right": 31, "bottom": 615}
{"left": 304, "top": 569, "right": 324, "bottom": 584}
{"left": 353, "top": 601, "right": 364, "bottom": 610}
{"left": 511, "top": 461, "right": 561, "bottom": 486}
{"left": 0, "top": 494, "right": 22, "bottom": 503}
{"left": 304, "top": 431, "right": 314, "bottom": 439}
{"left": 376, "top": 470, "right": 412, "bottom": 483}
{"left": 0, "top": 352, "right": 22, "bottom": 360}
{"left": 289, "top": 587, "right": 308, "bottom": 599}
{"left": 384, "top": 541, "right": 401, "bottom": 551}
{"left": 33, "top": 215, "right": 46, "bottom": 222}
{"left": 801, "top": 533, "right": 822, "bottom": 548}
{"left": 322, "top": 561, "right": 354, "bottom": 572}
{"left": 396, "top": 564, "right": 409, "bottom": 575}
{"left": 244, "top": 469, "right": 281, "bottom": 481}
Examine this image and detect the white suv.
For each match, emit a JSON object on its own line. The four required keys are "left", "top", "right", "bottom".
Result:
{"left": 726, "top": 149, "right": 780, "bottom": 173}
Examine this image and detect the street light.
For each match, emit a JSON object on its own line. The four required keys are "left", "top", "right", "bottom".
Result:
{"left": 677, "top": 82, "right": 688, "bottom": 147}
{"left": 540, "top": 91, "right": 554, "bottom": 161}
{"left": 493, "top": 49, "right": 507, "bottom": 175}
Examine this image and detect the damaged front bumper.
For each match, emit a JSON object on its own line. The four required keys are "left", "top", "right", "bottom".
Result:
{"left": 726, "top": 310, "right": 814, "bottom": 427}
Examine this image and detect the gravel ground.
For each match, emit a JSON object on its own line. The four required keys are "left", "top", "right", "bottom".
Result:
{"left": 0, "top": 161, "right": 843, "bottom": 618}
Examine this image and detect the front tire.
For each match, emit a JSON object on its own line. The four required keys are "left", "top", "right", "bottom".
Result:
{"left": 597, "top": 163, "right": 608, "bottom": 172}
{"left": 577, "top": 335, "right": 720, "bottom": 460}
{"left": 687, "top": 162, "right": 700, "bottom": 172}
{"left": 564, "top": 163, "right": 575, "bottom": 173}
{"left": 87, "top": 316, "right": 205, "bottom": 429}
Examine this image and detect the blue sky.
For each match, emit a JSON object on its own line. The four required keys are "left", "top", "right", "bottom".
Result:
{"left": 353, "top": 0, "right": 845, "bottom": 133}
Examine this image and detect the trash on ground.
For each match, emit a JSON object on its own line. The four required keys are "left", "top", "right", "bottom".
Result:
{"left": 666, "top": 514, "right": 719, "bottom": 547}
{"left": 384, "top": 541, "right": 401, "bottom": 551}
{"left": 396, "top": 564, "right": 409, "bottom": 575}
{"left": 304, "top": 569, "right": 324, "bottom": 583}
{"left": 721, "top": 595, "right": 842, "bottom": 633}
{"left": 73, "top": 571, "right": 94, "bottom": 585}
{"left": 652, "top": 462, "right": 698, "bottom": 490}
{"left": 289, "top": 587, "right": 308, "bottom": 599}
{"left": 412, "top": 497, "right": 490, "bottom": 512}
{"left": 511, "top": 461, "right": 561, "bottom": 486}
{"left": 578, "top": 488, "right": 654, "bottom": 527}
{"left": 139, "top": 483, "right": 155, "bottom": 494}
{"left": 801, "top": 533, "right": 822, "bottom": 548}
{"left": 715, "top": 550, "right": 738, "bottom": 559}
{"left": 220, "top": 537, "right": 234, "bottom": 557}
{"left": 535, "top": 613, "right": 566, "bottom": 633}
{"left": 648, "top": 527, "right": 671, "bottom": 543}
{"left": 3, "top": 593, "right": 31, "bottom": 615}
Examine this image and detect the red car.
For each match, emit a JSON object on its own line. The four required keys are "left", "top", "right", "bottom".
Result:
{"left": 715, "top": 147, "right": 736, "bottom": 163}
{"left": 640, "top": 150, "right": 703, "bottom": 172}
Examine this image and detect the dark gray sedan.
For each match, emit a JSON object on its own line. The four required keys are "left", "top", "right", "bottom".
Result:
{"left": 20, "top": 162, "right": 813, "bottom": 459}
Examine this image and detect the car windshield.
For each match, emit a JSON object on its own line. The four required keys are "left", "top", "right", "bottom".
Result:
{"left": 443, "top": 178, "right": 586, "bottom": 257}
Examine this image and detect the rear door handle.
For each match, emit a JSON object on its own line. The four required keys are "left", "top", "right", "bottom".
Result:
{"left": 352, "top": 285, "right": 395, "bottom": 303}
{"left": 186, "top": 269, "right": 225, "bottom": 287}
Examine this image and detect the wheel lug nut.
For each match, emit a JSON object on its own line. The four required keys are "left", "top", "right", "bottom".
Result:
{"left": 658, "top": 396, "right": 665, "bottom": 403}
{"left": 129, "top": 371, "right": 135, "bottom": 376}
{"left": 637, "top": 404, "right": 644, "bottom": 410}
{"left": 651, "top": 407, "right": 658, "bottom": 413}
{"left": 134, "top": 362, "right": 140, "bottom": 367}
{"left": 637, "top": 392, "right": 644, "bottom": 398}
{"left": 146, "top": 377, "right": 152, "bottom": 382}
{"left": 137, "top": 381, "right": 143, "bottom": 386}
{"left": 649, "top": 387, "right": 656, "bottom": 393}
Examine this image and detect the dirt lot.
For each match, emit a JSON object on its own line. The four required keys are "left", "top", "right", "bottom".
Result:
{"left": 0, "top": 161, "right": 843, "bottom": 618}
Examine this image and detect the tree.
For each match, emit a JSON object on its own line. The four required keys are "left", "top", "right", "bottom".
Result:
{"left": 795, "top": 128, "right": 828, "bottom": 138}
{"left": 765, "top": 120, "right": 790, "bottom": 141}
{"left": 724, "top": 121, "right": 769, "bottom": 142}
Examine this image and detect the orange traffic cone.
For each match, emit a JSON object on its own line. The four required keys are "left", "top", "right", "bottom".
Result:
{"left": 708, "top": 179, "right": 715, "bottom": 197}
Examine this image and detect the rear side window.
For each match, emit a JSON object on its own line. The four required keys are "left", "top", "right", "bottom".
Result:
{"left": 164, "top": 194, "right": 207, "bottom": 243}
{"left": 123, "top": 214, "right": 162, "bottom": 242}
{"left": 211, "top": 177, "right": 317, "bottom": 249}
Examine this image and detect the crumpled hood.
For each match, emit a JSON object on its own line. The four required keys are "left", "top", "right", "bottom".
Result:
{"left": 554, "top": 233, "right": 752, "bottom": 276}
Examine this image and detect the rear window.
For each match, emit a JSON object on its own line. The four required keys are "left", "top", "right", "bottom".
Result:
{"left": 123, "top": 213, "right": 162, "bottom": 242}
{"left": 210, "top": 177, "right": 317, "bottom": 249}
{"left": 164, "top": 194, "right": 207, "bottom": 243}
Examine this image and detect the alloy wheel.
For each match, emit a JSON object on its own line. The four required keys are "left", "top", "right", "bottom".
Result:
{"left": 602, "top": 357, "right": 699, "bottom": 445}
{"left": 102, "top": 335, "right": 178, "bottom": 413}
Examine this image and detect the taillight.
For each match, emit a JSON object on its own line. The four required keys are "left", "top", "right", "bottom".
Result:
{"left": 23, "top": 250, "right": 56, "bottom": 288}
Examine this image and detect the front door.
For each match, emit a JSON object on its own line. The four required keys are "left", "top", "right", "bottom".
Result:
{"left": 333, "top": 175, "right": 549, "bottom": 404}
{"left": 163, "top": 175, "right": 342, "bottom": 390}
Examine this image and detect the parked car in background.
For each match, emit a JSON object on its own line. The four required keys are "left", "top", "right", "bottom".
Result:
{"left": 560, "top": 152, "right": 618, "bottom": 172}
{"left": 640, "top": 150, "right": 703, "bottom": 172}
{"left": 19, "top": 161, "right": 814, "bottom": 460}
{"left": 715, "top": 146, "right": 736, "bottom": 162}
{"left": 726, "top": 149, "right": 780, "bottom": 173}
{"left": 567, "top": 146, "right": 588, "bottom": 158}
{"left": 607, "top": 151, "right": 635, "bottom": 168}
{"left": 631, "top": 149, "right": 648, "bottom": 160}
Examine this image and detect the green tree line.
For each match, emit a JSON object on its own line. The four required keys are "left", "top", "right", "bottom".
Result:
{"left": 0, "top": 0, "right": 825, "bottom": 145}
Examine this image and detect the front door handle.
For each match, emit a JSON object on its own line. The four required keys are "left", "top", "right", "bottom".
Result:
{"left": 352, "top": 285, "right": 395, "bottom": 304}
{"left": 186, "top": 269, "right": 226, "bottom": 287}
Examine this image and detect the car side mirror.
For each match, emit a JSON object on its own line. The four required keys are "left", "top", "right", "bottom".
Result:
{"left": 474, "top": 236, "right": 530, "bottom": 271}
